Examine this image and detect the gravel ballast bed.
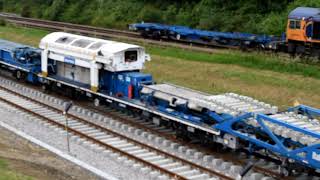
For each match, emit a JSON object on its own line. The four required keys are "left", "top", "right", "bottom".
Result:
{"left": 0, "top": 101, "right": 150, "bottom": 180}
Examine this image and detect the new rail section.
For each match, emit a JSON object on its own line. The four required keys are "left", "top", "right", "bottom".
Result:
{"left": 0, "top": 32, "right": 319, "bottom": 177}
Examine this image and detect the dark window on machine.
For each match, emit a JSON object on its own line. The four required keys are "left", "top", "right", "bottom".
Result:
{"left": 296, "top": 20, "right": 301, "bottom": 29}
{"left": 289, "top": 20, "right": 295, "bottom": 29}
{"left": 125, "top": 51, "right": 138, "bottom": 62}
{"left": 55, "top": 36, "right": 76, "bottom": 44}
{"left": 89, "top": 42, "right": 106, "bottom": 50}
{"left": 289, "top": 20, "right": 301, "bottom": 29}
{"left": 71, "top": 39, "right": 94, "bottom": 48}
{"left": 98, "top": 50, "right": 103, "bottom": 56}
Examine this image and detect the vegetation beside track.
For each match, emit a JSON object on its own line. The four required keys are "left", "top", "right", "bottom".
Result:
{"left": 0, "top": 158, "right": 33, "bottom": 180}
{"left": 0, "top": 24, "right": 319, "bottom": 109}
{"left": 148, "top": 46, "right": 320, "bottom": 79}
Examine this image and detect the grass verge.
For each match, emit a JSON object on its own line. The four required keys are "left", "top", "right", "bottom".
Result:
{"left": 0, "top": 158, "right": 33, "bottom": 180}
{"left": 148, "top": 46, "right": 320, "bottom": 79}
{"left": 0, "top": 25, "right": 47, "bottom": 47}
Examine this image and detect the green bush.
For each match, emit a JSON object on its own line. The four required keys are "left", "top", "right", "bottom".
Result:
{"left": 42, "top": 0, "right": 66, "bottom": 20}
{"left": 0, "top": 18, "right": 6, "bottom": 26}
{"left": 138, "top": 6, "right": 163, "bottom": 23}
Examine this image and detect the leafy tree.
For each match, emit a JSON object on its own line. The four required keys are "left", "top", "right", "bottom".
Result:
{"left": 0, "top": 1, "right": 3, "bottom": 11}
{"left": 21, "top": 4, "right": 31, "bottom": 17}
{"left": 138, "top": 6, "right": 163, "bottom": 23}
{"left": 43, "top": 0, "right": 66, "bottom": 20}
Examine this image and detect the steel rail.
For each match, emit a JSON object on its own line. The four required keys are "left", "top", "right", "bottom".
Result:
{"left": 2, "top": 14, "right": 139, "bottom": 37}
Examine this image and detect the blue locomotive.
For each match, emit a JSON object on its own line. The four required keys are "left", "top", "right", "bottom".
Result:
{"left": 0, "top": 32, "right": 320, "bottom": 176}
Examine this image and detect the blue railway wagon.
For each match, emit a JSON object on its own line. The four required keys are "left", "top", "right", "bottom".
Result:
{"left": 129, "top": 23, "right": 280, "bottom": 49}
{"left": 141, "top": 84, "right": 320, "bottom": 175}
{"left": 0, "top": 39, "right": 41, "bottom": 83}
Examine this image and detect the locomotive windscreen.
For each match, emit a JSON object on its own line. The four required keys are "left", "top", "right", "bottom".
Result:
{"left": 313, "top": 22, "right": 320, "bottom": 40}
{"left": 125, "top": 50, "right": 138, "bottom": 62}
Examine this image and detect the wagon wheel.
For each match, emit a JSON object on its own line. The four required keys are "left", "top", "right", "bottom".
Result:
{"left": 93, "top": 98, "right": 100, "bottom": 107}
{"left": 15, "top": 70, "right": 25, "bottom": 81}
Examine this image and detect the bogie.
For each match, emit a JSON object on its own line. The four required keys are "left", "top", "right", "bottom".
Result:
{"left": 14, "top": 70, "right": 25, "bottom": 81}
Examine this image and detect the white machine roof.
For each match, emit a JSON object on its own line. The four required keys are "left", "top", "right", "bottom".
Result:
{"left": 39, "top": 32, "right": 142, "bottom": 54}
{"left": 40, "top": 32, "right": 150, "bottom": 72}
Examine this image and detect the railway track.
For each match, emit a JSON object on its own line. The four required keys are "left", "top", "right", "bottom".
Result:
{"left": 3, "top": 14, "right": 140, "bottom": 38}
{"left": 0, "top": 80, "right": 235, "bottom": 180}
{"left": 91, "top": 106, "right": 285, "bottom": 179}
{"left": 0, "top": 72, "right": 281, "bottom": 180}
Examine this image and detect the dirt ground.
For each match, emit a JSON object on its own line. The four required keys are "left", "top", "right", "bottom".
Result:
{"left": 0, "top": 126, "right": 101, "bottom": 180}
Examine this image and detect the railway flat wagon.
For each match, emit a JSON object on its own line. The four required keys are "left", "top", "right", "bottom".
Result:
{"left": 0, "top": 39, "right": 41, "bottom": 83}
{"left": 129, "top": 23, "right": 279, "bottom": 49}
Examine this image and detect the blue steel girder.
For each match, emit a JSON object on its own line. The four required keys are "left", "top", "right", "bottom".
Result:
{"left": 288, "top": 105, "right": 320, "bottom": 119}
{"left": 214, "top": 112, "right": 320, "bottom": 169}
{"left": 207, "top": 111, "right": 231, "bottom": 123}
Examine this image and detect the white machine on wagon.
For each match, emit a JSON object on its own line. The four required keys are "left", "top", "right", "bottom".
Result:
{"left": 39, "top": 32, "right": 150, "bottom": 92}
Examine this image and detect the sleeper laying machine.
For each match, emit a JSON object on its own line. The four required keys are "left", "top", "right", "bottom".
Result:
{"left": 0, "top": 32, "right": 319, "bottom": 175}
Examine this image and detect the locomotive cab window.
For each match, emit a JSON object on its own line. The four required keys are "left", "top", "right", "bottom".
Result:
{"left": 289, "top": 20, "right": 301, "bottom": 29}
{"left": 125, "top": 50, "right": 138, "bottom": 62}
